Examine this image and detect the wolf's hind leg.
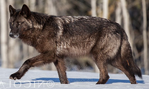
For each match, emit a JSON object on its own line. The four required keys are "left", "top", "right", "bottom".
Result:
{"left": 110, "top": 40, "right": 138, "bottom": 84}
{"left": 110, "top": 61, "right": 136, "bottom": 84}
{"left": 10, "top": 53, "right": 55, "bottom": 80}
{"left": 120, "top": 67, "right": 136, "bottom": 84}
{"left": 93, "top": 55, "right": 109, "bottom": 84}
{"left": 54, "top": 58, "right": 68, "bottom": 84}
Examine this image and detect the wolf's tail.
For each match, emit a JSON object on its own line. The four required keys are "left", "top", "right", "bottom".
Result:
{"left": 126, "top": 56, "right": 142, "bottom": 78}
{"left": 122, "top": 55, "right": 142, "bottom": 78}
{"left": 132, "top": 63, "right": 142, "bottom": 78}
{"left": 120, "top": 33, "right": 142, "bottom": 78}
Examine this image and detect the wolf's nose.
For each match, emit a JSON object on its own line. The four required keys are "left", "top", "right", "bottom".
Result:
{"left": 9, "top": 33, "right": 14, "bottom": 37}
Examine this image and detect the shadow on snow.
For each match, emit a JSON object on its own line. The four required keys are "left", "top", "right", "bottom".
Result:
{"left": 15, "top": 77, "right": 144, "bottom": 84}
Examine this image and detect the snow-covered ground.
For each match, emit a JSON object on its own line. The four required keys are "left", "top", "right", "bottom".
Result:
{"left": 0, "top": 68, "right": 148, "bottom": 89}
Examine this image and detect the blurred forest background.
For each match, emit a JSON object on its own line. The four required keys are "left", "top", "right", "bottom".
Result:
{"left": 0, "top": 0, "right": 149, "bottom": 75}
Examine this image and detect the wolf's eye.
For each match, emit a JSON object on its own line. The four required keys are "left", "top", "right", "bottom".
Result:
{"left": 18, "top": 22, "right": 21, "bottom": 25}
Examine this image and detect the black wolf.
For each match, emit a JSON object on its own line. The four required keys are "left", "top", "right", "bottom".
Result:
{"left": 9, "top": 4, "right": 142, "bottom": 84}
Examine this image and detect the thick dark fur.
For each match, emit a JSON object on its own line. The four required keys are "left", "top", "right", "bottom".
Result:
{"left": 9, "top": 4, "right": 142, "bottom": 84}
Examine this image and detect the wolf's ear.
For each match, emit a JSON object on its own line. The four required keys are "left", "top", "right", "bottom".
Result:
{"left": 20, "top": 4, "right": 31, "bottom": 18}
{"left": 9, "top": 5, "right": 16, "bottom": 16}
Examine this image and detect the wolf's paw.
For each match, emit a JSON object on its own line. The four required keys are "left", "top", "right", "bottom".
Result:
{"left": 10, "top": 72, "right": 22, "bottom": 80}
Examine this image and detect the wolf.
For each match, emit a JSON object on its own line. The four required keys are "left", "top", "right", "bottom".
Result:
{"left": 9, "top": 4, "right": 142, "bottom": 84}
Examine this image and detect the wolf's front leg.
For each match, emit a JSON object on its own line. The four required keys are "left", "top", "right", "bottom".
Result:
{"left": 10, "top": 53, "right": 55, "bottom": 80}
{"left": 54, "top": 58, "right": 68, "bottom": 84}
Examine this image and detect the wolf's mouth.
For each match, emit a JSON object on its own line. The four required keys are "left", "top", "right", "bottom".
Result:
{"left": 9, "top": 33, "right": 19, "bottom": 38}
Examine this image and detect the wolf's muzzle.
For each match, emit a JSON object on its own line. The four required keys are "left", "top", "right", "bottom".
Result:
{"left": 9, "top": 33, "right": 19, "bottom": 38}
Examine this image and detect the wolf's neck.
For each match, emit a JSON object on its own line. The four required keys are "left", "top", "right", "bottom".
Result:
{"left": 31, "top": 12, "right": 49, "bottom": 30}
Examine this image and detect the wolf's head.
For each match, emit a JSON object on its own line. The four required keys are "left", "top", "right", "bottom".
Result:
{"left": 9, "top": 4, "right": 33, "bottom": 38}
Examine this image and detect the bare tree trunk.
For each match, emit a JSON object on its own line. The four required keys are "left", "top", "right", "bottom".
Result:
{"left": 97, "top": 1, "right": 102, "bottom": 17}
{"left": 0, "top": 1, "right": 1, "bottom": 48}
{"left": 23, "top": 0, "right": 29, "bottom": 5}
{"left": 30, "top": 0, "right": 36, "bottom": 11}
{"left": 103, "top": 0, "right": 109, "bottom": 18}
{"left": 91, "top": 0, "right": 96, "bottom": 17}
{"left": 37, "top": 0, "right": 44, "bottom": 12}
{"left": 45, "top": 0, "right": 57, "bottom": 15}
{"left": 121, "top": 0, "right": 133, "bottom": 49}
{"left": 0, "top": 0, "right": 1, "bottom": 64}
{"left": 115, "top": 0, "right": 122, "bottom": 25}
{"left": 142, "top": 0, "right": 148, "bottom": 75}
{"left": 1, "top": 0, "right": 8, "bottom": 68}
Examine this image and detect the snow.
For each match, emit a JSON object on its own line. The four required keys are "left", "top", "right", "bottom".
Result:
{"left": 0, "top": 68, "right": 148, "bottom": 89}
